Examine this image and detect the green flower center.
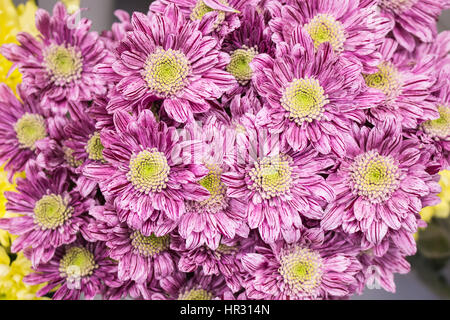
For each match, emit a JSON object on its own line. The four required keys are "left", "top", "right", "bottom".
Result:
{"left": 130, "top": 231, "right": 170, "bottom": 257}
{"left": 143, "top": 48, "right": 190, "bottom": 97}
{"left": 305, "top": 14, "right": 346, "bottom": 53}
{"left": 278, "top": 247, "right": 323, "bottom": 296}
{"left": 190, "top": 0, "right": 229, "bottom": 28}
{"left": 226, "top": 47, "right": 258, "bottom": 85}
{"left": 350, "top": 150, "right": 400, "bottom": 204}
{"left": 422, "top": 105, "right": 450, "bottom": 139}
{"left": 364, "top": 62, "right": 402, "bottom": 100}
{"left": 44, "top": 44, "right": 83, "bottom": 85}
{"left": 14, "top": 113, "right": 47, "bottom": 150}
{"left": 85, "top": 132, "right": 104, "bottom": 161}
{"left": 59, "top": 246, "right": 97, "bottom": 279}
{"left": 193, "top": 165, "right": 227, "bottom": 212}
{"left": 127, "top": 149, "right": 170, "bottom": 194}
{"left": 63, "top": 146, "right": 83, "bottom": 168}
{"left": 380, "top": 0, "right": 418, "bottom": 13}
{"left": 178, "top": 289, "right": 213, "bottom": 300}
{"left": 281, "top": 78, "right": 328, "bottom": 125}
{"left": 249, "top": 155, "right": 293, "bottom": 199}
{"left": 33, "top": 194, "right": 74, "bottom": 230}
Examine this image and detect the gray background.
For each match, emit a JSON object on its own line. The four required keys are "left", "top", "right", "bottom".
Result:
{"left": 11, "top": 0, "right": 450, "bottom": 300}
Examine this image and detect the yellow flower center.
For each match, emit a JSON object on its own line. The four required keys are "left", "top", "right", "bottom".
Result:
{"left": 33, "top": 194, "right": 74, "bottom": 230}
{"left": 14, "top": 113, "right": 47, "bottom": 150}
{"left": 305, "top": 14, "right": 346, "bottom": 53}
{"left": 249, "top": 155, "right": 292, "bottom": 199}
{"left": 422, "top": 105, "right": 450, "bottom": 139}
{"left": 226, "top": 47, "right": 258, "bottom": 85}
{"left": 59, "top": 246, "right": 97, "bottom": 278}
{"left": 63, "top": 146, "right": 83, "bottom": 168}
{"left": 281, "top": 78, "right": 328, "bottom": 125}
{"left": 364, "top": 62, "right": 402, "bottom": 100}
{"left": 130, "top": 231, "right": 170, "bottom": 257}
{"left": 178, "top": 289, "right": 213, "bottom": 300}
{"left": 127, "top": 149, "right": 170, "bottom": 194}
{"left": 278, "top": 247, "right": 323, "bottom": 296}
{"left": 350, "top": 150, "right": 400, "bottom": 204}
{"left": 143, "top": 48, "right": 190, "bottom": 97}
{"left": 85, "top": 132, "right": 104, "bottom": 161}
{"left": 190, "top": 0, "right": 229, "bottom": 28}
{"left": 43, "top": 44, "right": 83, "bottom": 85}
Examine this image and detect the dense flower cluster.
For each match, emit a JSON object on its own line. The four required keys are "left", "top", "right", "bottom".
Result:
{"left": 0, "top": 0, "right": 449, "bottom": 300}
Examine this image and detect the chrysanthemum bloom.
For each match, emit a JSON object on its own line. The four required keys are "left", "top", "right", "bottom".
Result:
{"left": 171, "top": 233, "right": 256, "bottom": 292}
{"left": 220, "top": 6, "right": 273, "bottom": 105}
{"left": 414, "top": 81, "right": 450, "bottom": 168}
{"left": 0, "top": 2, "right": 108, "bottom": 114}
{"left": 0, "top": 84, "right": 49, "bottom": 176}
{"left": 221, "top": 114, "right": 334, "bottom": 243}
{"left": 154, "top": 271, "right": 232, "bottom": 300}
{"left": 64, "top": 111, "right": 106, "bottom": 197}
{"left": 150, "top": 0, "right": 256, "bottom": 39}
{"left": 104, "top": 278, "right": 162, "bottom": 300}
{"left": 378, "top": 0, "right": 444, "bottom": 52}
{"left": 0, "top": 162, "right": 94, "bottom": 267}
{"left": 0, "top": 246, "right": 47, "bottom": 300}
{"left": 241, "top": 228, "right": 362, "bottom": 299}
{"left": 24, "top": 239, "right": 119, "bottom": 300}
{"left": 251, "top": 27, "right": 377, "bottom": 156}
{"left": 419, "top": 170, "right": 450, "bottom": 223}
{"left": 0, "top": 0, "right": 38, "bottom": 93}
{"left": 363, "top": 39, "right": 439, "bottom": 129}
{"left": 89, "top": 207, "right": 177, "bottom": 284}
{"left": 99, "top": 4, "right": 236, "bottom": 123}
{"left": 321, "top": 122, "right": 441, "bottom": 254}
{"left": 268, "top": 0, "right": 392, "bottom": 73}
{"left": 178, "top": 117, "right": 248, "bottom": 249}
{"left": 84, "top": 110, "right": 210, "bottom": 226}
{"left": 356, "top": 243, "right": 410, "bottom": 293}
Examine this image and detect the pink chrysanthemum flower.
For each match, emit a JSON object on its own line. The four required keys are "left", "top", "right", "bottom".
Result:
{"left": 379, "top": 0, "right": 444, "bottom": 52}
{"left": 178, "top": 117, "right": 248, "bottom": 250}
{"left": 83, "top": 110, "right": 209, "bottom": 225}
{"left": 0, "top": 2, "right": 108, "bottom": 114}
{"left": 268, "top": 0, "right": 393, "bottom": 72}
{"left": 221, "top": 114, "right": 335, "bottom": 243}
{"left": 252, "top": 27, "right": 378, "bottom": 155}
{"left": 64, "top": 111, "right": 106, "bottom": 197}
{"left": 241, "top": 228, "right": 362, "bottom": 299}
{"left": 171, "top": 233, "right": 256, "bottom": 292}
{"left": 153, "top": 271, "right": 232, "bottom": 300}
{"left": 104, "top": 278, "right": 162, "bottom": 300}
{"left": 0, "top": 161, "right": 94, "bottom": 267}
{"left": 363, "top": 38, "right": 439, "bottom": 129}
{"left": 321, "top": 122, "right": 441, "bottom": 253}
{"left": 100, "top": 10, "right": 133, "bottom": 51}
{"left": 150, "top": 0, "right": 258, "bottom": 39}
{"left": 98, "top": 4, "right": 236, "bottom": 123}
{"left": 220, "top": 6, "right": 274, "bottom": 105}
{"left": 24, "top": 239, "right": 119, "bottom": 300}
{"left": 356, "top": 243, "right": 410, "bottom": 293}
{"left": 88, "top": 205, "right": 177, "bottom": 284}
{"left": 0, "top": 84, "right": 49, "bottom": 176}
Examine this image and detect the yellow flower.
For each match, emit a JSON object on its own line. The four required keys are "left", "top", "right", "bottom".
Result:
{"left": 62, "top": 0, "right": 80, "bottom": 14}
{"left": 0, "top": 0, "right": 39, "bottom": 92}
{"left": 0, "top": 248, "right": 47, "bottom": 300}
{"left": 420, "top": 170, "right": 450, "bottom": 222}
{"left": 0, "top": 164, "right": 25, "bottom": 219}
{"left": 416, "top": 170, "right": 450, "bottom": 240}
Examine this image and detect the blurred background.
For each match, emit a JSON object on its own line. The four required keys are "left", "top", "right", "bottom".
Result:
{"left": 9, "top": 0, "right": 450, "bottom": 300}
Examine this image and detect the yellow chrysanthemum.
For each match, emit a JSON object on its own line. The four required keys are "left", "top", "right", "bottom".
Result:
{"left": 61, "top": 0, "right": 80, "bottom": 14}
{"left": 0, "top": 0, "right": 39, "bottom": 92}
{"left": 0, "top": 165, "right": 47, "bottom": 299}
{"left": 416, "top": 170, "right": 450, "bottom": 240}
{"left": 0, "top": 247, "right": 47, "bottom": 300}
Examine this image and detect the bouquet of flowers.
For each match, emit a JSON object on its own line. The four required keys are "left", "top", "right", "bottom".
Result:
{"left": 0, "top": 0, "right": 449, "bottom": 300}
